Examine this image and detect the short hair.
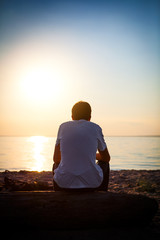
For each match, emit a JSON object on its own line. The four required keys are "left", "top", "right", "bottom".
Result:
{"left": 72, "top": 101, "right": 91, "bottom": 120}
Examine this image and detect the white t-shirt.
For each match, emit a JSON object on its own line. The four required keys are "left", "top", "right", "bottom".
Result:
{"left": 53, "top": 120, "right": 107, "bottom": 189}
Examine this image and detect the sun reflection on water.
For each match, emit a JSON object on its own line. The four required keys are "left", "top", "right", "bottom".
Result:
{"left": 28, "top": 136, "right": 48, "bottom": 172}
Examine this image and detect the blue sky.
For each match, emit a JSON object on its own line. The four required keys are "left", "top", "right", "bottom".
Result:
{"left": 0, "top": 0, "right": 160, "bottom": 136}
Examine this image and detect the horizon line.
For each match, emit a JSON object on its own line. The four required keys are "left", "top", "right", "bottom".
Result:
{"left": 0, "top": 135, "right": 160, "bottom": 138}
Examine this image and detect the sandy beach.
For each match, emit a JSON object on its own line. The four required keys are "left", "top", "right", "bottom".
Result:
{"left": 1, "top": 169, "right": 160, "bottom": 195}
{"left": 0, "top": 170, "right": 160, "bottom": 239}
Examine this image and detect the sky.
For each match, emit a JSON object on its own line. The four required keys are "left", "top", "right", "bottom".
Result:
{"left": 0, "top": 0, "right": 160, "bottom": 136}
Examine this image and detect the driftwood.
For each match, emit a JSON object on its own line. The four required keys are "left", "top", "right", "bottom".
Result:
{"left": 0, "top": 191, "right": 158, "bottom": 230}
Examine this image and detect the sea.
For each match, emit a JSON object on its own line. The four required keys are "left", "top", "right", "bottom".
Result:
{"left": 0, "top": 136, "right": 160, "bottom": 172}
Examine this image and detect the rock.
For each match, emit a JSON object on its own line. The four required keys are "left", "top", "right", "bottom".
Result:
{"left": 0, "top": 191, "right": 158, "bottom": 230}
{"left": 4, "top": 177, "right": 52, "bottom": 191}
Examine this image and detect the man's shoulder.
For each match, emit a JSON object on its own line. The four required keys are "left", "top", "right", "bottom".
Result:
{"left": 59, "top": 120, "right": 102, "bottom": 131}
{"left": 87, "top": 121, "right": 102, "bottom": 131}
{"left": 59, "top": 121, "right": 73, "bottom": 128}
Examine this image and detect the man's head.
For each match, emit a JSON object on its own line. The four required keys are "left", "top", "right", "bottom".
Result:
{"left": 72, "top": 101, "right": 91, "bottom": 121}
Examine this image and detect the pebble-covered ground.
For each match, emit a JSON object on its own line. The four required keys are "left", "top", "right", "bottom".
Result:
{"left": 0, "top": 170, "right": 160, "bottom": 237}
{"left": 0, "top": 170, "right": 159, "bottom": 197}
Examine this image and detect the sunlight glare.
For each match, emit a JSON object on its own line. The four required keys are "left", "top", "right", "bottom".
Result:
{"left": 29, "top": 136, "right": 48, "bottom": 172}
{"left": 21, "top": 67, "right": 63, "bottom": 103}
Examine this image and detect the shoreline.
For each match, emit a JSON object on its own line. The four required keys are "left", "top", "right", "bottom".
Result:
{"left": 0, "top": 169, "right": 160, "bottom": 193}
{"left": 0, "top": 170, "right": 160, "bottom": 203}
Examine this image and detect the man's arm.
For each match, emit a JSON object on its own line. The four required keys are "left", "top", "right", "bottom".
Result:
{"left": 53, "top": 144, "right": 61, "bottom": 164}
{"left": 96, "top": 147, "right": 110, "bottom": 163}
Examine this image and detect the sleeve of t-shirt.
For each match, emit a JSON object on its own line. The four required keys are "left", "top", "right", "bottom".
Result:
{"left": 97, "top": 126, "right": 107, "bottom": 151}
{"left": 55, "top": 125, "right": 62, "bottom": 146}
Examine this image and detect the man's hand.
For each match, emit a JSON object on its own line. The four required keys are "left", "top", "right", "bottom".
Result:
{"left": 96, "top": 148, "right": 110, "bottom": 163}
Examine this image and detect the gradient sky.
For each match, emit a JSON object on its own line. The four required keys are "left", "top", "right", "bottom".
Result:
{"left": 0, "top": 0, "right": 160, "bottom": 136}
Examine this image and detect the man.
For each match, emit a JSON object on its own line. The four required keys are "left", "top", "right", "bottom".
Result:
{"left": 53, "top": 101, "right": 110, "bottom": 191}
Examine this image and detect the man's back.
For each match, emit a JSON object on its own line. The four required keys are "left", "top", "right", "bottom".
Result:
{"left": 54, "top": 120, "right": 106, "bottom": 189}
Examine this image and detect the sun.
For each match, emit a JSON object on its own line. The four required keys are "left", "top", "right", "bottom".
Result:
{"left": 21, "top": 66, "right": 63, "bottom": 103}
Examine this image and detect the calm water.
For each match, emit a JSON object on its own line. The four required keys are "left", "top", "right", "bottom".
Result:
{"left": 0, "top": 136, "right": 160, "bottom": 172}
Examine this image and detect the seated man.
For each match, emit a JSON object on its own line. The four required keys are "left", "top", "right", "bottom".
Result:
{"left": 53, "top": 101, "right": 110, "bottom": 191}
